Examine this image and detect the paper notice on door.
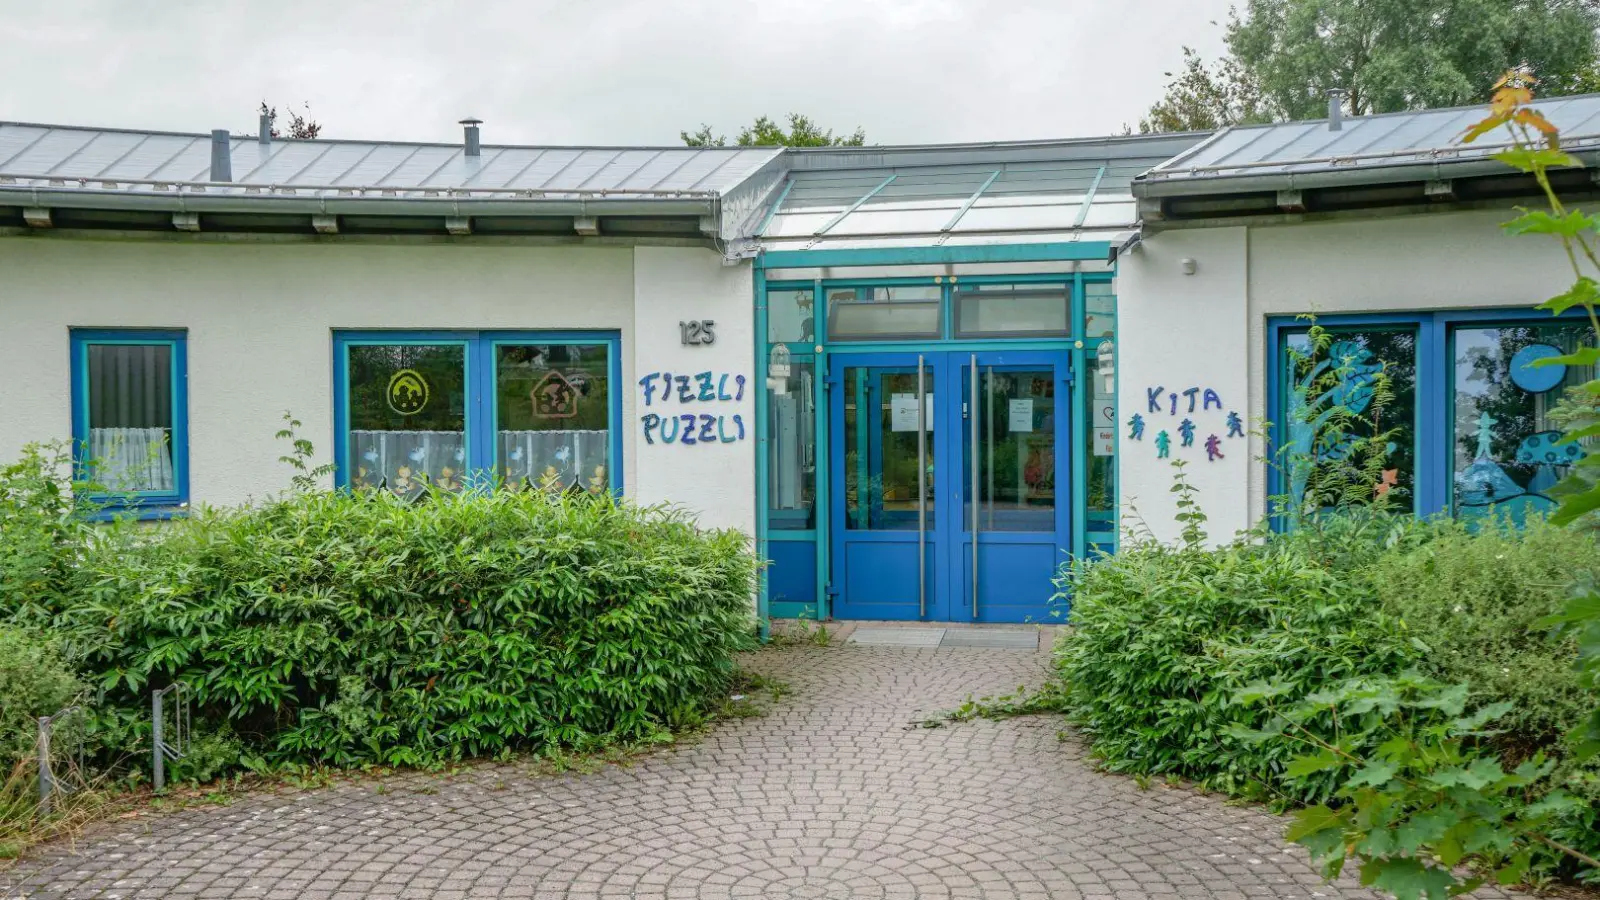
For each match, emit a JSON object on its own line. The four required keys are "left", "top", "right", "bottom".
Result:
{"left": 1093, "top": 398, "right": 1115, "bottom": 456}
{"left": 890, "top": 393, "right": 934, "bottom": 432}
{"left": 1008, "top": 398, "right": 1034, "bottom": 432}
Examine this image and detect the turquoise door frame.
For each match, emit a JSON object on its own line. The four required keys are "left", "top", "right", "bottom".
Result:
{"left": 827, "top": 349, "right": 1073, "bottom": 623}
{"left": 754, "top": 251, "right": 1111, "bottom": 628}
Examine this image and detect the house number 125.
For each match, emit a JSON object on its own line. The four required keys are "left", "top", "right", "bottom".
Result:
{"left": 679, "top": 320, "right": 716, "bottom": 346}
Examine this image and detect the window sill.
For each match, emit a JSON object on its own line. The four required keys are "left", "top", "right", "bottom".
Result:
{"left": 82, "top": 501, "right": 190, "bottom": 523}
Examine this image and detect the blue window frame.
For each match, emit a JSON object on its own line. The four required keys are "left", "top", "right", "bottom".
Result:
{"left": 332, "top": 330, "right": 623, "bottom": 496}
{"left": 69, "top": 329, "right": 189, "bottom": 518}
{"left": 1267, "top": 308, "right": 1589, "bottom": 525}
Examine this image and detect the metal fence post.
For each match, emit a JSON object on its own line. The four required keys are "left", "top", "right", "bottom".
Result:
{"left": 37, "top": 715, "right": 51, "bottom": 817}
{"left": 152, "top": 688, "right": 164, "bottom": 793}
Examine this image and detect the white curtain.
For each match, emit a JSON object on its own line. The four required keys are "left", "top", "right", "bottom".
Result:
{"left": 88, "top": 427, "right": 174, "bottom": 492}
{"left": 350, "top": 430, "right": 467, "bottom": 494}
{"left": 500, "top": 429, "right": 608, "bottom": 489}
{"left": 349, "top": 429, "right": 608, "bottom": 493}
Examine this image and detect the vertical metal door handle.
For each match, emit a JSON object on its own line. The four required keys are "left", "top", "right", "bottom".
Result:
{"left": 970, "top": 353, "right": 979, "bottom": 618}
{"left": 916, "top": 355, "right": 926, "bottom": 620}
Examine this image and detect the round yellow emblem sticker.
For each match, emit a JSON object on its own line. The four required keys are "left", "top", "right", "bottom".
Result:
{"left": 386, "top": 369, "right": 430, "bottom": 415}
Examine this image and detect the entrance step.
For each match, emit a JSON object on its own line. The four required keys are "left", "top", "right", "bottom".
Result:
{"left": 845, "top": 626, "right": 1040, "bottom": 650}
{"left": 848, "top": 627, "right": 946, "bottom": 647}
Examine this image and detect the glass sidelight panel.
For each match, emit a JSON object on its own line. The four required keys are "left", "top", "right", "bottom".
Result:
{"left": 965, "top": 368, "right": 1057, "bottom": 532}
{"left": 347, "top": 343, "right": 467, "bottom": 497}
{"left": 495, "top": 342, "right": 612, "bottom": 492}
{"left": 843, "top": 367, "right": 933, "bottom": 530}
{"left": 767, "top": 355, "right": 817, "bottom": 530}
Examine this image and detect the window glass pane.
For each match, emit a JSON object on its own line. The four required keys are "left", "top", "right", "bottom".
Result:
{"left": 966, "top": 368, "right": 1056, "bottom": 531}
{"left": 347, "top": 344, "right": 467, "bottom": 497}
{"left": 767, "top": 355, "right": 816, "bottom": 529}
{"left": 1282, "top": 328, "right": 1417, "bottom": 514}
{"left": 495, "top": 343, "right": 612, "bottom": 493}
{"left": 955, "top": 289, "right": 1069, "bottom": 337}
{"left": 827, "top": 286, "right": 942, "bottom": 340}
{"left": 768, "top": 289, "right": 815, "bottom": 344}
{"left": 86, "top": 343, "right": 174, "bottom": 493}
{"left": 843, "top": 367, "right": 933, "bottom": 530}
{"left": 1452, "top": 321, "right": 1594, "bottom": 524}
{"left": 1086, "top": 292, "right": 1117, "bottom": 549}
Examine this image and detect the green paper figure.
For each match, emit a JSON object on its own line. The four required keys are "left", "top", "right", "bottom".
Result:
{"left": 1155, "top": 430, "right": 1171, "bottom": 459}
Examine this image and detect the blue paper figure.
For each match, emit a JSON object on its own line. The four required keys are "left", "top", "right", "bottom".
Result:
{"left": 1154, "top": 430, "right": 1171, "bottom": 459}
{"left": 1128, "top": 414, "right": 1146, "bottom": 441}
{"left": 1226, "top": 411, "right": 1244, "bottom": 438}
{"left": 1178, "top": 418, "right": 1196, "bottom": 448}
{"left": 1205, "top": 434, "right": 1224, "bottom": 461}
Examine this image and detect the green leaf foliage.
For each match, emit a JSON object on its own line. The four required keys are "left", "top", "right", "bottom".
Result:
{"left": 1054, "top": 512, "right": 1600, "bottom": 885}
{"left": 0, "top": 449, "right": 759, "bottom": 772}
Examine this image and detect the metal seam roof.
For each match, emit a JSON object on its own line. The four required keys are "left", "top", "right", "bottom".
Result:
{"left": 1137, "top": 93, "right": 1600, "bottom": 196}
{"left": 0, "top": 121, "right": 783, "bottom": 200}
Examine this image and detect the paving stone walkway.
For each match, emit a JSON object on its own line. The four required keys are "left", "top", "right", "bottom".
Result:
{"left": 4, "top": 636, "right": 1522, "bottom": 899}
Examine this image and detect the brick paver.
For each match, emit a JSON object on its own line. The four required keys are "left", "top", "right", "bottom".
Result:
{"left": 3, "top": 639, "right": 1521, "bottom": 899}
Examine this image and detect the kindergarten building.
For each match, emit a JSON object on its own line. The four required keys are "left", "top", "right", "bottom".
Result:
{"left": 2, "top": 96, "right": 1595, "bottom": 623}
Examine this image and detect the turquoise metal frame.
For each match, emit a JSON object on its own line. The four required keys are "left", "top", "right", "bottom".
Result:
{"left": 69, "top": 328, "right": 190, "bottom": 519}
{"left": 331, "top": 330, "right": 623, "bottom": 495}
{"left": 754, "top": 256, "right": 1116, "bottom": 624}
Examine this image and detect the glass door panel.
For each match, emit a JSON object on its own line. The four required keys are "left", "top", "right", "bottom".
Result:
{"left": 831, "top": 354, "right": 942, "bottom": 621}
{"left": 952, "top": 351, "right": 1071, "bottom": 624}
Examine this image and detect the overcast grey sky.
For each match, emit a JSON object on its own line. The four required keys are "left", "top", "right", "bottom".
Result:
{"left": 0, "top": 0, "right": 1232, "bottom": 147}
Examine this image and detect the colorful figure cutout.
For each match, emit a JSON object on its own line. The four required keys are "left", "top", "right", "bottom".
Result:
{"left": 1128, "top": 414, "right": 1145, "bottom": 441}
{"left": 1178, "top": 418, "right": 1196, "bottom": 447}
{"left": 1205, "top": 434, "right": 1224, "bottom": 461}
{"left": 1226, "top": 411, "right": 1244, "bottom": 438}
{"left": 1154, "top": 430, "right": 1171, "bottom": 459}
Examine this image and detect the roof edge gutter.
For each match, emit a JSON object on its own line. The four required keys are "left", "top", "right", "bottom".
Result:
{"left": 1131, "top": 152, "right": 1600, "bottom": 199}
{"left": 0, "top": 189, "right": 720, "bottom": 219}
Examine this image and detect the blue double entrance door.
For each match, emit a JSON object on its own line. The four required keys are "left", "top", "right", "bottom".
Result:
{"left": 829, "top": 349, "right": 1072, "bottom": 623}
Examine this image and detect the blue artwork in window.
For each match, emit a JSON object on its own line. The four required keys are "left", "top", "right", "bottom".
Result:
{"left": 1284, "top": 333, "right": 1415, "bottom": 511}
{"left": 1452, "top": 323, "right": 1591, "bottom": 526}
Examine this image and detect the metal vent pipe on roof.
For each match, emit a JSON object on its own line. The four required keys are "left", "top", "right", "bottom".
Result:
{"left": 209, "top": 129, "right": 232, "bottom": 182}
{"left": 460, "top": 118, "right": 482, "bottom": 157}
{"left": 259, "top": 111, "right": 272, "bottom": 145}
{"left": 1327, "top": 88, "right": 1347, "bottom": 131}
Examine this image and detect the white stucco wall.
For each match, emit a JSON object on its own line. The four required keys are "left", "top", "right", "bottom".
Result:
{"left": 1119, "top": 207, "right": 1577, "bottom": 542}
{"left": 630, "top": 246, "right": 757, "bottom": 534}
{"left": 0, "top": 234, "right": 755, "bottom": 534}
{"left": 1117, "top": 227, "right": 1252, "bottom": 545}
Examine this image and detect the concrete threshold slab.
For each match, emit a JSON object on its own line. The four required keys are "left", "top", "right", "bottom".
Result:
{"left": 848, "top": 627, "right": 946, "bottom": 647}
{"left": 939, "top": 629, "right": 1039, "bottom": 650}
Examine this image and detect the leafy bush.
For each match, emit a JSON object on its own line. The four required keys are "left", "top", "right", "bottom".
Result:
{"left": 1374, "top": 517, "right": 1600, "bottom": 755}
{"left": 1056, "top": 508, "right": 1425, "bottom": 800}
{"left": 0, "top": 446, "right": 759, "bottom": 773}
{"left": 1055, "top": 503, "right": 1600, "bottom": 883}
{"left": 0, "top": 626, "right": 84, "bottom": 766}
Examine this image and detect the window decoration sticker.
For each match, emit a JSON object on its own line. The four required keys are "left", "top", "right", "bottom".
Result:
{"left": 1508, "top": 343, "right": 1566, "bottom": 393}
{"left": 532, "top": 371, "right": 579, "bottom": 419}
{"left": 386, "top": 369, "right": 430, "bottom": 416}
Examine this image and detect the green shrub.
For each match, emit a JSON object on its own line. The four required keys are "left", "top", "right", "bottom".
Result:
{"left": 1055, "top": 509, "right": 1426, "bottom": 800}
{"left": 1371, "top": 515, "right": 1600, "bottom": 870}
{"left": 1055, "top": 507, "right": 1600, "bottom": 881}
{"left": 2, "top": 464, "right": 758, "bottom": 771}
{"left": 1373, "top": 516, "right": 1600, "bottom": 754}
{"left": 0, "top": 625, "right": 84, "bottom": 767}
